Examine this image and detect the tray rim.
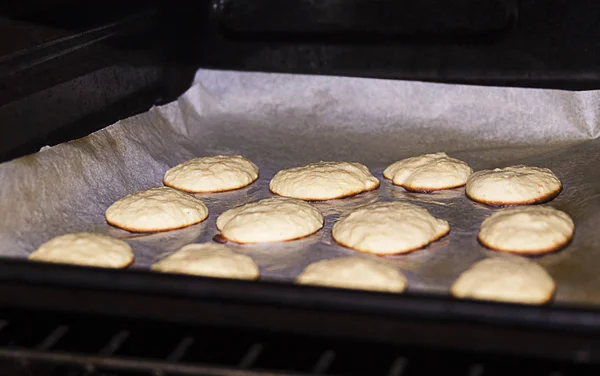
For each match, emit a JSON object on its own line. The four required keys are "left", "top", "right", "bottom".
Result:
{"left": 1, "top": 257, "right": 600, "bottom": 331}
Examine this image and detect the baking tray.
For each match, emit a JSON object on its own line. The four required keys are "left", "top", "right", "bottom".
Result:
{"left": 2, "top": 69, "right": 600, "bottom": 360}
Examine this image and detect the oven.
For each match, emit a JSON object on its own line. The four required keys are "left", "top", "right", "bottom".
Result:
{"left": 2, "top": 1, "right": 600, "bottom": 375}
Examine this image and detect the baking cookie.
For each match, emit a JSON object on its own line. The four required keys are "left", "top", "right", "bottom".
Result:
{"left": 106, "top": 187, "right": 208, "bottom": 232}
{"left": 296, "top": 257, "right": 407, "bottom": 293}
{"left": 383, "top": 152, "right": 473, "bottom": 192}
{"left": 269, "top": 161, "right": 379, "bottom": 200}
{"left": 478, "top": 206, "right": 574, "bottom": 255}
{"left": 216, "top": 197, "right": 323, "bottom": 243}
{"left": 29, "top": 232, "right": 133, "bottom": 268}
{"left": 466, "top": 165, "right": 561, "bottom": 206}
{"left": 332, "top": 201, "right": 449, "bottom": 255}
{"left": 151, "top": 243, "right": 259, "bottom": 280}
{"left": 163, "top": 155, "right": 259, "bottom": 193}
{"left": 451, "top": 257, "right": 555, "bottom": 304}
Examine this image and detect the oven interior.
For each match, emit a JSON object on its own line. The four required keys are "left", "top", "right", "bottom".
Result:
{"left": 2, "top": 0, "right": 600, "bottom": 374}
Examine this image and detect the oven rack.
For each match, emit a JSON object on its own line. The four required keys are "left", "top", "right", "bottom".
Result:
{"left": 0, "top": 307, "right": 598, "bottom": 376}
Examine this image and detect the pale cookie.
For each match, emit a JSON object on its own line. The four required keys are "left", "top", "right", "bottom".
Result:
{"left": 451, "top": 257, "right": 555, "bottom": 304}
{"left": 216, "top": 197, "right": 323, "bottom": 243}
{"left": 332, "top": 201, "right": 449, "bottom": 255}
{"left": 151, "top": 243, "right": 259, "bottom": 280}
{"left": 466, "top": 165, "right": 561, "bottom": 206}
{"left": 29, "top": 233, "right": 133, "bottom": 268}
{"left": 106, "top": 187, "right": 208, "bottom": 233}
{"left": 383, "top": 152, "right": 473, "bottom": 192}
{"left": 296, "top": 257, "right": 407, "bottom": 293}
{"left": 163, "top": 155, "right": 259, "bottom": 193}
{"left": 478, "top": 206, "right": 574, "bottom": 255}
{"left": 269, "top": 161, "right": 379, "bottom": 200}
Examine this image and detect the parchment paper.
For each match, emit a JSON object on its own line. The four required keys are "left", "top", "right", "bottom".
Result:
{"left": 2, "top": 69, "right": 600, "bottom": 305}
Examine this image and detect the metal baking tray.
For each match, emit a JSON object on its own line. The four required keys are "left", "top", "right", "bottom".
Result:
{"left": 3, "top": 69, "right": 600, "bottom": 362}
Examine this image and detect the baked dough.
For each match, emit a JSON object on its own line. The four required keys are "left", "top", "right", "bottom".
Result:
{"left": 332, "top": 201, "right": 449, "bottom": 255}
{"left": 29, "top": 233, "right": 133, "bottom": 268}
{"left": 451, "top": 257, "right": 555, "bottom": 304}
{"left": 296, "top": 257, "right": 407, "bottom": 292}
{"left": 151, "top": 243, "right": 259, "bottom": 280}
{"left": 269, "top": 161, "right": 379, "bottom": 200}
{"left": 216, "top": 197, "right": 323, "bottom": 243}
{"left": 106, "top": 187, "right": 208, "bottom": 232}
{"left": 163, "top": 155, "right": 259, "bottom": 193}
{"left": 383, "top": 152, "right": 473, "bottom": 192}
{"left": 478, "top": 206, "right": 574, "bottom": 254}
{"left": 466, "top": 165, "right": 562, "bottom": 206}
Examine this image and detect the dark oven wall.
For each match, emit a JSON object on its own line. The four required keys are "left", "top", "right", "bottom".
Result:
{"left": 1, "top": 0, "right": 600, "bottom": 162}
{"left": 177, "top": 0, "right": 600, "bottom": 90}
{"left": 0, "top": 0, "right": 166, "bottom": 162}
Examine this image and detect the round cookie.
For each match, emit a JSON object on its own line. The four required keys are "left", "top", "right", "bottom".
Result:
{"left": 296, "top": 257, "right": 407, "bottom": 292}
{"left": 383, "top": 152, "right": 473, "bottom": 192}
{"left": 151, "top": 243, "right": 259, "bottom": 280}
{"left": 29, "top": 232, "right": 133, "bottom": 268}
{"left": 478, "top": 206, "right": 574, "bottom": 255}
{"left": 269, "top": 161, "right": 379, "bottom": 200}
{"left": 466, "top": 165, "right": 562, "bottom": 206}
{"left": 163, "top": 155, "right": 259, "bottom": 193}
{"left": 216, "top": 197, "right": 323, "bottom": 243}
{"left": 332, "top": 201, "right": 449, "bottom": 255}
{"left": 451, "top": 257, "right": 555, "bottom": 304}
{"left": 106, "top": 187, "right": 208, "bottom": 233}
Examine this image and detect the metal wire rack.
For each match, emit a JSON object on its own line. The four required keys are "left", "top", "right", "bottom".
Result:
{"left": 0, "top": 308, "right": 597, "bottom": 376}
